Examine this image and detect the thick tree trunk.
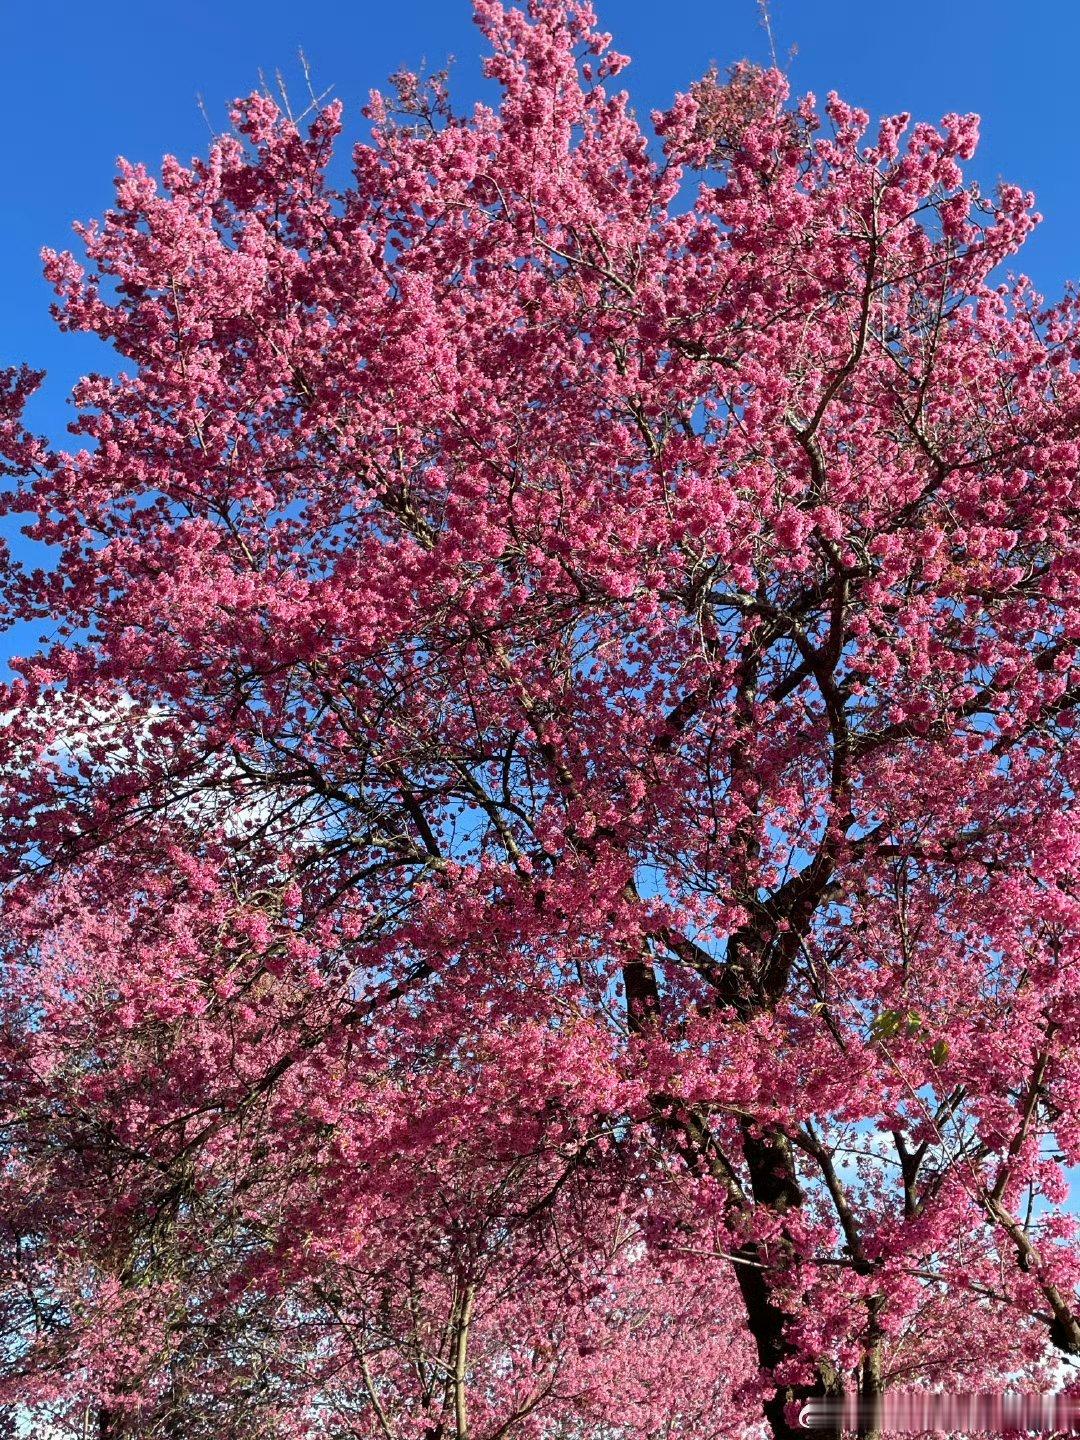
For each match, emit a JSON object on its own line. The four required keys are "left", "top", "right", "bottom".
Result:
{"left": 857, "top": 1298, "right": 885, "bottom": 1440}
{"left": 97, "top": 1408, "right": 131, "bottom": 1440}
{"left": 732, "top": 1125, "right": 846, "bottom": 1440}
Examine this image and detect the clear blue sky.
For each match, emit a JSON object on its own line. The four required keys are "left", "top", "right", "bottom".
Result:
{"left": 2, "top": 0, "right": 1079, "bottom": 661}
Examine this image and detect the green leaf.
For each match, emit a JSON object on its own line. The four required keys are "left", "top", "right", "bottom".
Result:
{"left": 871, "top": 1010, "right": 902, "bottom": 1040}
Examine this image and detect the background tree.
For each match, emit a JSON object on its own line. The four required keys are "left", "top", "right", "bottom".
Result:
{"left": 1, "top": 1, "right": 1079, "bottom": 1436}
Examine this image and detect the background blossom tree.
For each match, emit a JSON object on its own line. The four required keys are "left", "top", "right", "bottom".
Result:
{"left": 1, "top": 1, "right": 1079, "bottom": 1436}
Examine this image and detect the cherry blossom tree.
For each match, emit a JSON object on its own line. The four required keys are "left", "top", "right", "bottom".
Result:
{"left": 1, "top": 1, "right": 1079, "bottom": 1436}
